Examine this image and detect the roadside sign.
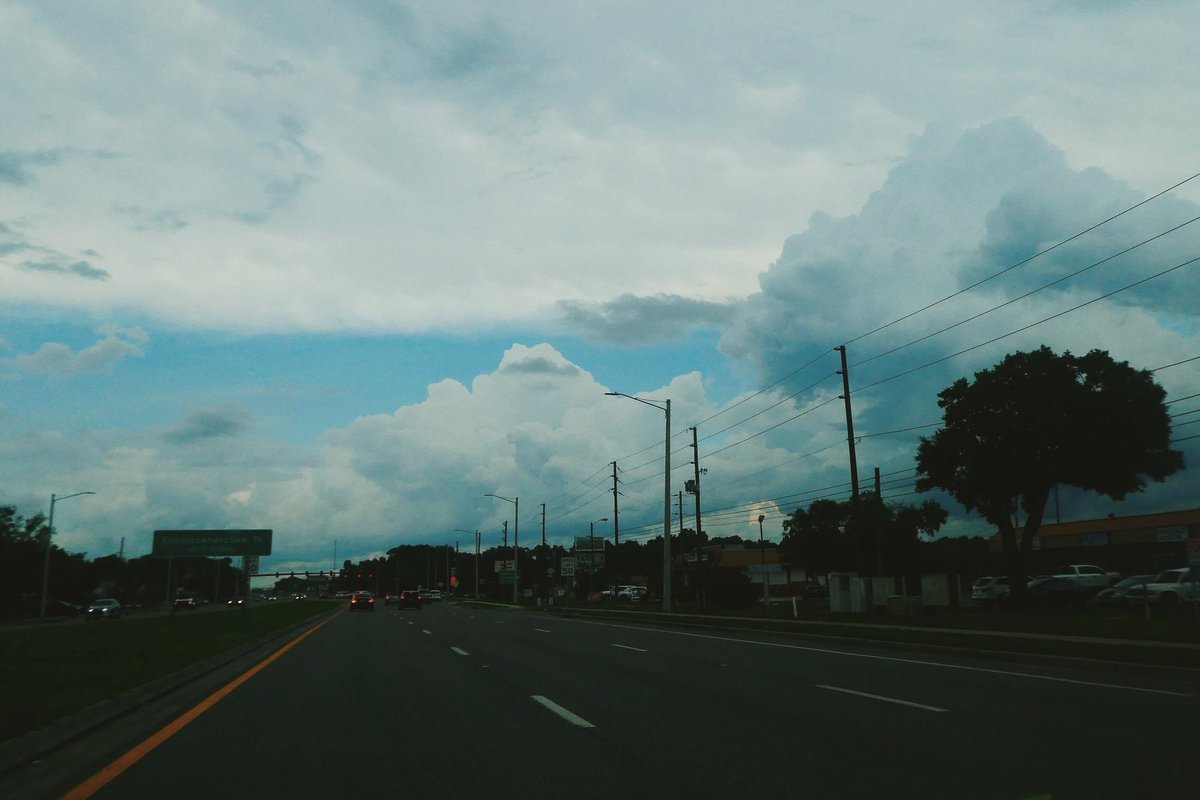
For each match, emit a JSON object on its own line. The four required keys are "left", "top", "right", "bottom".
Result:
{"left": 244, "top": 555, "right": 260, "bottom": 575}
{"left": 499, "top": 570, "right": 516, "bottom": 585}
{"left": 560, "top": 557, "right": 576, "bottom": 577}
{"left": 494, "top": 559, "right": 515, "bottom": 573}
{"left": 152, "top": 529, "right": 272, "bottom": 557}
{"left": 575, "top": 552, "right": 605, "bottom": 573}
{"left": 574, "top": 535, "right": 605, "bottom": 551}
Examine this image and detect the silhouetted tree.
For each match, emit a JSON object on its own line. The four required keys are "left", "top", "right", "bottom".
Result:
{"left": 916, "top": 346, "right": 1182, "bottom": 605}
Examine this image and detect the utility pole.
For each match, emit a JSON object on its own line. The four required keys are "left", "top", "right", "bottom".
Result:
{"left": 875, "top": 466, "right": 885, "bottom": 576}
{"left": 503, "top": 521, "right": 508, "bottom": 549}
{"left": 835, "top": 345, "right": 861, "bottom": 501}
{"left": 835, "top": 344, "right": 862, "bottom": 573}
{"left": 689, "top": 426, "right": 706, "bottom": 610}
{"left": 475, "top": 530, "right": 480, "bottom": 599}
{"left": 611, "top": 461, "right": 621, "bottom": 589}
{"left": 540, "top": 503, "right": 547, "bottom": 603}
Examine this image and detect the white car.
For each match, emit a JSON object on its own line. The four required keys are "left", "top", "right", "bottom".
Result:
{"left": 617, "top": 585, "right": 648, "bottom": 601}
{"left": 970, "top": 576, "right": 1013, "bottom": 605}
{"left": 423, "top": 589, "right": 443, "bottom": 602}
{"left": 1122, "top": 568, "right": 1199, "bottom": 606}
{"left": 1043, "top": 564, "right": 1120, "bottom": 590}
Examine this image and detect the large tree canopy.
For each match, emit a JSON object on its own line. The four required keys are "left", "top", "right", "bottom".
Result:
{"left": 915, "top": 346, "right": 1184, "bottom": 603}
{"left": 779, "top": 495, "right": 947, "bottom": 578}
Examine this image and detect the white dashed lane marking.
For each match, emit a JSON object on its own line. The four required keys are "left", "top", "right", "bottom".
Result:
{"left": 531, "top": 695, "right": 596, "bottom": 728}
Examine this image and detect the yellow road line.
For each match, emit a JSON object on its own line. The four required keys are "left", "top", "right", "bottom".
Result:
{"left": 61, "top": 612, "right": 339, "bottom": 800}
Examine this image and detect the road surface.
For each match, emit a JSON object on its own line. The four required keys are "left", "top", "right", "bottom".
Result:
{"left": 8, "top": 602, "right": 1197, "bottom": 799}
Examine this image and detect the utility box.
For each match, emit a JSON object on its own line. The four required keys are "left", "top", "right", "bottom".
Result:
{"left": 828, "top": 572, "right": 867, "bottom": 613}
{"left": 921, "top": 574, "right": 961, "bottom": 609}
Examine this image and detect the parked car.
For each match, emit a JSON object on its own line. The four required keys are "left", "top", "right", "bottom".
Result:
{"left": 397, "top": 589, "right": 423, "bottom": 609}
{"left": 423, "top": 589, "right": 443, "bottom": 602}
{"left": 1007, "top": 577, "right": 1085, "bottom": 608}
{"left": 970, "top": 576, "right": 1013, "bottom": 605}
{"left": 84, "top": 598, "right": 122, "bottom": 620}
{"left": 1087, "top": 574, "right": 1157, "bottom": 608}
{"left": 349, "top": 591, "right": 375, "bottom": 612}
{"left": 1122, "top": 568, "right": 1199, "bottom": 606}
{"left": 617, "top": 586, "right": 648, "bottom": 601}
{"left": 1042, "top": 564, "right": 1120, "bottom": 590}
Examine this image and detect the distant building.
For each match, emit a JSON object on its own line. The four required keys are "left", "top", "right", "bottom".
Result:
{"left": 988, "top": 507, "right": 1200, "bottom": 576}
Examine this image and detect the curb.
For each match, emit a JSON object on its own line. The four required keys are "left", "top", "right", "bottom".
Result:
{"left": 0, "top": 606, "right": 340, "bottom": 778}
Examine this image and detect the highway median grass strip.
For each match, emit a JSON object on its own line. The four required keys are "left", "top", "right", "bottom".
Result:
{"left": 548, "top": 605, "right": 1200, "bottom": 668}
{"left": 0, "top": 601, "right": 339, "bottom": 743}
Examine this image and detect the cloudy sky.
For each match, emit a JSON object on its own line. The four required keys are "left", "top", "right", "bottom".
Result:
{"left": 2, "top": 1, "right": 1197, "bottom": 576}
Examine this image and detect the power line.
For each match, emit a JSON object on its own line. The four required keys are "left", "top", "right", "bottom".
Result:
{"left": 852, "top": 254, "right": 1200, "bottom": 395}
{"left": 1154, "top": 355, "right": 1200, "bottom": 372}
{"left": 850, "top": 215, "right": 1200, "bottom": 371}
{"left": 843, "top": 170, "right": 1200, "bottom": 348}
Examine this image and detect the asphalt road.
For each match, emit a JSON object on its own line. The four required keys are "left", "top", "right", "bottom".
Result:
{"left": 13, "top": 602, "right": 1199, "bottom": 799}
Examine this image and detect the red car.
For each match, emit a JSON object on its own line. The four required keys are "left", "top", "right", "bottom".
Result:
{"left": 349, "top": 591, "right": 376, "bottom": 612}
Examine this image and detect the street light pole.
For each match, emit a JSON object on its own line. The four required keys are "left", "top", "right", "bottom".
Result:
{"left": 605, "top": 392, "right": 671, "bottom": 611}
{"left": 39, "top": 491, "right": 95, "bottom": 618}
{"left": 486, "top": 493, "right": 519, "bottom": 603}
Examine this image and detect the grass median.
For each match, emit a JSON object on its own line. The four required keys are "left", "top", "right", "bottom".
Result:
{"left": 0, "top": 601, "right": 339, "bottom": 743}
{"left": 547, "top": 602, "right": 1200, "bottom": 668}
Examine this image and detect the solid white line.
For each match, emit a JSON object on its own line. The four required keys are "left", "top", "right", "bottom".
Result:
{"left": 531, "top": 695, "right": 595, "bottom": 728}
{"left": 563, "top": 618, "right": 1192, "bottom": 697}
{"left": 451, "top": 647, "right": 469, "bottom": 656}
{"left": 422, "top": 629, "right": 432, "bottom": 635}
{"left": 611, "top": 643, "right": 648, "bottom": 653}
{"left": 817, "top": 684, "right": 947, "bottom": 712}
{"left": 535, "top": 628, "right": 552, "bottom": 633}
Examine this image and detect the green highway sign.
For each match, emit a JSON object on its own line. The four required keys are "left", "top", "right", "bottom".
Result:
{"left": 499, "top": 570, "right": 516, "bottom": 584}
{"left": 152, "top": 529, "right": 273, "bottom": 557}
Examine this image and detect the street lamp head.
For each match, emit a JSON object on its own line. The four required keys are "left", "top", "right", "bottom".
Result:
{"left": 758, "top": 514, "right": 765, "bottom": 523}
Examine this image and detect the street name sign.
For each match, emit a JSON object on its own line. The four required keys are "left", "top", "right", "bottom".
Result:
{"left": 152, "top": 529, "right": 273, "bottom": 557}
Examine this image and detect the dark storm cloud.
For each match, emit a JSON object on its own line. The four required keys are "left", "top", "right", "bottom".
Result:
{"left": 965, "top": 169, "right": 1200, "bottom": 317}
{"left": 20, "top": 259, "right": 110, "bottom": 280}
{"left": 499, "top": 357, "right": 581, "bottom": 377}
{"left": 163, "top": 408, "right": 250, "bottom": 445}
{"left": 558, "top": 293, "right": 735, "bottom": 345}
